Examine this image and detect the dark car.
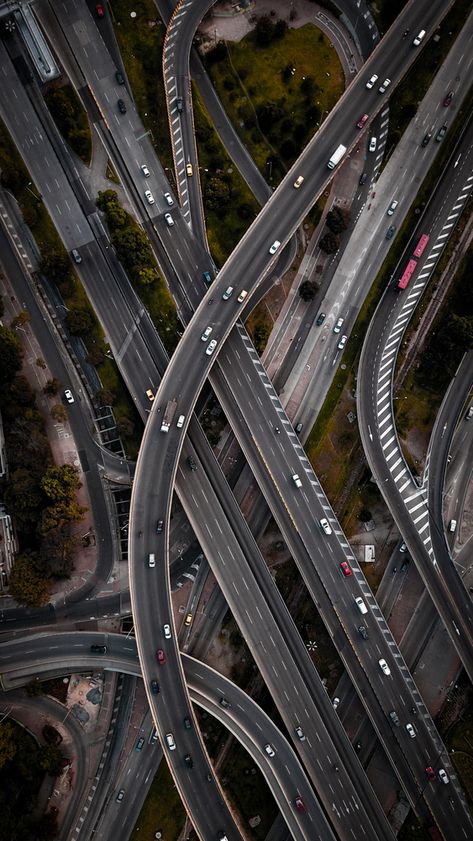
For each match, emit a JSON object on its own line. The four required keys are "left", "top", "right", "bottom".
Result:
{"left": 150, "top": 679, "right": 160, "bottom": 694}
{"left": 219, "top": 697, "right": 231, "bottom": 708}
{"left": 295, "top": 422, "right": 303, "bottom": 434}
{"left": 421, "top": 132, "right": 432, "bottom": 147}
{"left": 400, "top": 558, "right": 410, "bottom": 572}
{"left": 96, "top": 3, "right": 104, "bottom": 17}
{"left": 358, "top": 625, "right": 368, "bottom": 640}
{"left": 115, "top": 70, "right": 125, "bottom": 85}
{"left": 187, "top": 456, "right": 197, "bottom": 471}
{"left": 184, "top": 754, "right": 193, "bottom": 768}
{"left": 355, "top": 741, "right": 362, "bottom": 752}
{"left": 356, "top": 113, "right": 369, "bottom": 129}
{"left": 425, "top": 766, "right": 436, "bottom": 781}
{"left": 117, "top": 99, "right": 126, "bottom": 114}
{"left": 386, "top": 225, "right": 396, "bottom": 240}
{"left": 340, "top": 561, "right": 352, "bottom": 577}
{"left": 90, "top": 644, "right": 107, "bottom": 654}
{"left": 157, "top": 649, "right": 166, "bottom": 665}
{"left": 135, "top": 737, "right": 145, "bottom": 751}
{"left": 359, "top": 172, "right": 368, "bottom": 186}
{"left": 156, "top": 519, "right": 164, "bottom": 534}
{"left": 176, "top": 96, "right": 183, "bottom": 113}
{"left": 295, "top": 795, "right": 306, "bottom": 813}
{"left": 436, "top": 124, "right": 447, "bottom": 142}
{"left": 203, "top": 271, "right": 212, "bottom": 285}
{"left": 183, "top": 717, "right": 192, "bottom": 729}
{"left": 316, "top": 312, "right": 326, "bottom": 326}
{"left": 116, "top": 789, "right": 125, "bottom": 802}
{"left": 443, "top": 90, "right": 454, "bottom": 107}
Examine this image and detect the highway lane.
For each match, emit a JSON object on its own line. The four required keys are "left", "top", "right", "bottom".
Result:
{"left": 0, "top": 632, "right": 333, "bottom": 841}
{"left": 356, "top": 117, "right": 473, "bottom": 680}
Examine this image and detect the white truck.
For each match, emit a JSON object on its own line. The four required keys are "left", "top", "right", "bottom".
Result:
{"left": 327, "top": 144, "right": 347, "bottom": 170}
{"left": 160, "top": 398, "right": 177, "bottom": 433}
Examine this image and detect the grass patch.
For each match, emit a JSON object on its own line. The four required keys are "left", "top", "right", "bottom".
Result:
{"left": 193, "top": 88, "right": 260, "bottom": 266}
{"left": 44, "top": 81, "right": 92, "bottom": 164}
{"left": 220, "top": 742, "right": 278, "bottom": 838}
{"left": 385, "top": 0, "right": 473, "bottom": 160}
{"left": 106, "top": 159, "right": 121, "bottom": 184}
{"left": 131, "top": 759, "right": 186, "bottom": 841}
{"left": 112, "top": 0, "right": 172, "bottom": 167}
{"left": 205, "top": 24, "right": 343, "bottom": 181}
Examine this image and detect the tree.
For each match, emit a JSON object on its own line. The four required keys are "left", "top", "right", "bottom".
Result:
{"left": 25, "top": 677, "right": 43, "bottom": 697}
{"left": 4, "top": 467, "right": 43, "bottom": 528}
{"left": 319, "top": 232, "right": 340, "bottom": 254}
{"left": 95, "top": 387, "right": 114, "bottom": 406}
{"left": 65, "top": 309, "right": 93, "bottom": 335}
{"left": 39, "top": 250, "right": 72, "bottom": 284}
{"left": 0, "top": 325, "right": 22, "bottom": 386}
{"left": 10, "top": 311, "right": 31, "bottom": 329}
{"left": 255, "top": 16, "right": 274, "bottom": 46}
{"left": 35, "top": 809, "right": 59, "bottom": 841}
{"left": 299, "top": 280, "right": 318, "bottom": 301}
{"left": 0, "top": 294, "right": 4, "bottom": 317}
{"left": 40, "top": 524, "right": 75, "bottom": 578}
{"left": 205, "top": 177, "right": 231, "bottom": 211}
{"left": 85, "top": 346, "right": 105, "bottom": 366}
{"left": 326, "top": 206, "right": 351, "bottom": 233}
{"left": 8, "top": 552, "right": 50, "bottom": 607}
{"left": 300, "top": 76, "right": 316, "bottom": 98}
{"left": 51, "top": 404, "right": 68, "bottom": 422}
{"left": 0, "top": 722, "right": 18, "bottom": 769}
{"left": 39, "top": 743, "right": 65, "bottom": 777}
{"left": 116, "top": 416, "right": 134, "bottom": 438}
{"left": 41, "top": 464, "right": 81, "bottom": 503}
{"left": 43, "top": 378, "right": 61, "bottom": 396}
{"left": 274, "top": 19, "right": 288, "bottom": 39}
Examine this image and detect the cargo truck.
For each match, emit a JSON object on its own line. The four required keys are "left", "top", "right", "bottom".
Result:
{"left": 161, "top": 398, "right": 177, "bottom": 432}
{"left": 327, "top": 144, "right": 347, "bottom": 170}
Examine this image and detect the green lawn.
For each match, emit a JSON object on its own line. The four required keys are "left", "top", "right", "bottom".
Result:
{"left": 206, "top": 25, "right": 343, "bottom": 179}
{"left": 131, "top": 759, "right": 186, "bottom": 840}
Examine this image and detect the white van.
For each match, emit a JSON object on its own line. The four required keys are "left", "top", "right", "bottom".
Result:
{"left": 355, "top": 596, "right": 368, "bottom": 615}
{"left": 148, "top": 553, "right": 156, "bottom": 568}
{"left": 176, "top": 414, "right": 185, "bottom": 428}
{"left": 413, "top": 29, "right": 425, "bottom": 46}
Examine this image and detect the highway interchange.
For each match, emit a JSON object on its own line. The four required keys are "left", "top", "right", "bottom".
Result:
{"left": 0, "top": 0, "right": 472, "bottom": 839}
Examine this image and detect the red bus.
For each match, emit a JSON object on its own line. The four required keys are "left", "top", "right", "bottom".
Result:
{"left": 413, "top": 233, "right": 430, "bottom": 258}
{"left": 398, "top": 258, "right": 418, "bottom": 290}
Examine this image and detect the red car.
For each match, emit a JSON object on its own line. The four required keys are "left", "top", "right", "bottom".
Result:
{"left": 356, "top": 113, "right": 369, "bottom": 129}
{"left": 295, "top": 795, "right": 306, "bottom": 813}
{"left": 443, "top": 91, "right": 454, "bottom": 107}
{"left": 96, "top": 3, "right": 104, "bottom": 17}
{"left": 425, "top": 766, "right": 436, "bottom": 781}
{"left": 156, "top": 649, "right": 166, "bottom": 665}
{"left": 340, "top": 561, "right": 352, "bottom": 577}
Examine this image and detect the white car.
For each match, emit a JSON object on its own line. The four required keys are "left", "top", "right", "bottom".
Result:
{"left": 165, "top": 732, "right": 176, "bottom": 751}
{"left": 293, "top": 175, "right": 304, "bottom": 189}
{"left": 378, "top": 78, "right": 391, "bottom": 93}
{"left": 201, "top": 326, "right": 212, "bottom": 342}
{"left": 366, "top": 74, "right": 378, "bottom": 89}
{"left": 379, "top": 658, "right": 391, "bottom": 676}
{"left": 438, "top": 769, "right": 449, "bottom": 784}
{"left": 141, "top": 164, "right": 150, "bottom": 177}
{"left": 164, "top": 192, "right": 173, "bottom": 206}
{"left": 448, "top": 519, "right": 456, "bottom": 532}
{"left": 406, "top": 723, "right": 416, "bottom": 739}
{"left": 64, "top": 389, "right": 74, "bottom": 404}
{"left": 292, "top": 474, "right": 302, "bottom": 488}
{"left": 333, "top": 317, "right": 344, "bottom": 334}
{"left": 338, "top": 335, "right": 347, "bottom": 350}
{"left": 222, "top": 286, "right": 234, "bottom": 300}
{"left": 164, "top": 212, "right": 174, "bottom": 226}
{"left": 320, "top": 518, "right": 332, "bottom": 535}
{"left": 295, "top": 726, "right": 305, "bottom": 741}
{"left": 333, "top": 697, "right": 340, "bottom": 710}
{"left": 206, "top": 339, "right": 217, "bottom": 356}
{"left": 237, "top": 290, "right": 248, "bottom": 303}
{"left": 369, "top": 137, "right": 377, "bottom": 152}
{"left": 144, "top": 189, "right": 155, "bottom": 205}
{"left": 269, "top": 240, "right": 281, "bottom": 255}
{"left": 264, "top": 743, "right": 275, "bottom": 757}
{"left": 163, "top": 624, "right": 171, "bottom": 639}
{"left": 387, "top": 200, "right": 398, "bottom": 216}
